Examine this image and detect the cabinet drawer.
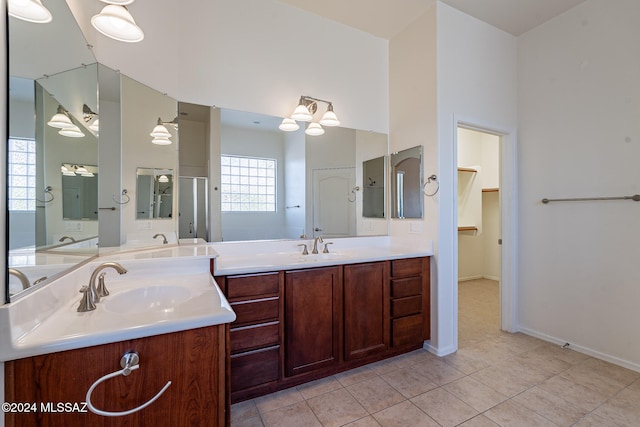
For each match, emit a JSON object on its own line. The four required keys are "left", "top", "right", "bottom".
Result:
{"left": 230, "top": 321, "right": 280, "bottom": 354}
{"left": 391, "top": 277, "right": 422, "bottom": 298}
{"left": 226, "top": 272, "right": 280, "bottom": 300}
{"left": 391, "top": 295, "right": 422, "bottom": 318}
{"left": 231, "top": 297, "right": 279, "bottom": 326}
{"left": 230, "top": 346, "right": 279, "bottom": 391}
{"left": 392, "top": 314, "right": 423, "bottom": 347}
{"left": 391, "top": 258, "right": 423, "bottom": 278}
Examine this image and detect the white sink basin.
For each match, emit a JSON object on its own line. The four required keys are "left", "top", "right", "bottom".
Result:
{"left": 104, "top": 285, "right": 191, "bottom": 314}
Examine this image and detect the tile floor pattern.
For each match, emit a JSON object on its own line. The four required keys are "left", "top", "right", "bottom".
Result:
{"left": 231, "top": 279, "right": 640, "bottom": 426}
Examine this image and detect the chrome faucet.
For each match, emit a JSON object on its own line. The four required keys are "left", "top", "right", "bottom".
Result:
{"left": 87, "top": 262, "right": 128, "bottom": 304}
{"left": 8, "top": 268, "right": 30, "bottom": 290}
{"left": 59, "top": 235, "right": 76, "bottom": 243}
{"left": 312, "top": 236, "right": 324, "bottom": 254}
{"left": 153, "top": 233, "right": 168, "bottom": 244}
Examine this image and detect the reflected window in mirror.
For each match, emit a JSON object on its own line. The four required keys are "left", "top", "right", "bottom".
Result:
{"left": 390, "top": 146, "right": 423, "bottom": 219}
{"left": 136, "top": 168, "right": 174, "bottom": 219}
{"left": 220, "top": 155, "right": 276, "bottom": 212}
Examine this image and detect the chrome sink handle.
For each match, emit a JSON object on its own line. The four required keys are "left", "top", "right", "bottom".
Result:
{"left": 77, "top": 286, "right": 96, "bottom": 312}
{"left": 298, "top": 244, "right": 308, "bottom": 255}
{"left": 323, "top": 242, "right": 333, "bottom": 253}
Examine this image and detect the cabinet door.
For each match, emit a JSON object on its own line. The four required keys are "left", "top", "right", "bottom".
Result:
{"left": 285, "top": 267, "right": 342, "bottom": 377}
{"left": 343, "top": 262, "right": 389, "bottom": 361}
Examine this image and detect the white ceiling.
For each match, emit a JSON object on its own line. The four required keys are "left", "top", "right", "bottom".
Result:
{"left": 278, "top": 0, "right": 588, "bottom": 38}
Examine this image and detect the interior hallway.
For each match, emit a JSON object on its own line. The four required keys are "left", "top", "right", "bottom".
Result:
{"left": 231, "top": 279, "right": 640, "bottom": 426}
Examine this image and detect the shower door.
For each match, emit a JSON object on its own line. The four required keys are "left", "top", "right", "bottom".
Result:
{"left": 179, "top": 177, "right": 209, "bottom": 240}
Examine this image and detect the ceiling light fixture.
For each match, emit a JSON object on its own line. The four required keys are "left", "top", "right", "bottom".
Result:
{"left": 281, "top": 95, "right": 340, "bottom": 136}
{"left": 8, "top": 0, "right": 53, "bottom": 24}
{"left": 91, "top": 4, "right": 144, "bottom": 43}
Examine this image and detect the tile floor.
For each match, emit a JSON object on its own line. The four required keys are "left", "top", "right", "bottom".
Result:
{"left": 231, "top": 279, "right": 640, "bottom": 426}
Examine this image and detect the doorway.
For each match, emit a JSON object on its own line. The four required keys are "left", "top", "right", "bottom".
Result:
{"left": 456, "top": 125, "right": 502, "bottom": 347}
{"left": 311, "top": 167, "right": 356, "bottom": 238}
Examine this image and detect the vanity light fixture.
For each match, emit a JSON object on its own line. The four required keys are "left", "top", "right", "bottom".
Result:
{"left": 278, "top": 118, "right": 300, "bottom": 132}
{"left": 305, "top": 122, "right": 325, "bottom": 136}
{"left": 158, "top": 175, "right": 169, "bottom": 183}
{"left": 59, "top": 125, "right": 85, "bottom": 138}
{"left": 8, "top": 0, "right": 53, "bottom": 23}
{"left": 150, "top": 117, "right": 177, "bottom": 145}
{"left": 91, "top": 4, "right": 144, "bottom": 43}
{"left": 89, "top": 119, "right": 100, "bottom": 132}
{"left": 47, "top": 105, "right": 74, "bottom": 129}
{"left": 83, "top": 104, "right": 98, "bottom": 122}
{"left": 281, "top": 95, "right": 340, "bottom": 136}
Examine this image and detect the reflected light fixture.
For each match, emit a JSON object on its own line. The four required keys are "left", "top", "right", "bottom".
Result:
{"left": 47, "top": 106, "right": 74, "bottom": 129}
{"left": 281, "top": 95, "right": 340, "bottom": 136}
{"left": 158, "top": 175, "right": 169, "bottom": 183}
{"left": 91, "top": 4, "right": 144, "bottom": 43}
{"left": 150, "top": 117, "right": 175, "bottom": 145}
{"left": 59, "top": 125, "right": 85, "bottom": 138}
{"left": 89, "top": 119, "right": 100, "bottom": 132}
{"left": 8, "top": 0, "right": 52, "bottom": 23}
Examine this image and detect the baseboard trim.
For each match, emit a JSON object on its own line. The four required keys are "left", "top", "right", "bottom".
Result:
{"left": 458, "top": 275, "right": 500, "bottom": 282}
{"left": 423, "top": 341, "right": 456, "bottom": 357}
{"left": 519, "top": 327, "right": 640, "bottom": 373}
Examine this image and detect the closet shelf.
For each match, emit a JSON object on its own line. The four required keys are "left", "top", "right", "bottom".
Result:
{"left": 457, "top": 167, "right": 477, "bottom": 173}
{"left": 482, "top": 188, "right": 499, "bottom": 193}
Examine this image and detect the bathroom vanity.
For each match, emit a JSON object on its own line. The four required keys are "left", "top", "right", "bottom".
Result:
{"left": 1, "top": 242, "right": 235, "bottom": 427}
{"left": 210, "top": 236, "right": 432, "bottom": 403}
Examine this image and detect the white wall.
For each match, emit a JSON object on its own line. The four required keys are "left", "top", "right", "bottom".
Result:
{"left": 390, "top": 1, "right": 517, "bottom": 355}
{"left": 73, "top": 0, "right": 389, "bottom": 135}
{"left": 517, "top": 0, "right": 640, "bottom": 369}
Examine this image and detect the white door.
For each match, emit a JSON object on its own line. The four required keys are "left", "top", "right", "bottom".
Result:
{"left": 312, "top": 168, "right": 356, "bottom": 238}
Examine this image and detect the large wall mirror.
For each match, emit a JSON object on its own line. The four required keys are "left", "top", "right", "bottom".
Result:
{"left": 212, "top": 109, "right": 389, "bottom": 241}
{"left": 7, "top": 0, "right": 99, "bottom": 301}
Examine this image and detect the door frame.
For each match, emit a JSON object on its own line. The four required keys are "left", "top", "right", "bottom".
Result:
{"left": 453, "top": 118, "right": 518, "bottom": 335}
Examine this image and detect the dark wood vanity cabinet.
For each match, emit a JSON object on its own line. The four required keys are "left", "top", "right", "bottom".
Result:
{"left": 390, "top": 257, "right": 431, "bottom": 347}
{"left": 4, "top": 326, "right": 227, "bottom": 427}
{"left": 343, "top": 262, "right": 389, "bottom": 361}
{"left": 285, "top": 267, "right": 342, "bottom": 377}
{"left": 215, "top": 256, "right": 430, "bottom": 403}
{"left": 216, "top": 272, "right": 284, "bottom": 402}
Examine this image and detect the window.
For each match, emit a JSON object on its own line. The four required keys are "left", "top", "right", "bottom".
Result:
{"left": 221, "top": 155, "right": 276, "bottom": 212}
{"left": 8, "top": 138, "right": 37, "bottom": 211}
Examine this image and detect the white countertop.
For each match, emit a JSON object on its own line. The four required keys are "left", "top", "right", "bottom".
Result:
{"left": 210, "top": 235, "right": 433, "bottom": 276}
{"left": 0, "top": 242, "right": 233, "bottom": 362}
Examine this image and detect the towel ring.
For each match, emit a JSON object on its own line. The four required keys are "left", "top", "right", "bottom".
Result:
{"left": 86, "top": 352, "right": 171, "bottom": 417}
{"left": 423, "top": 174, "right": 439, "bottom": 197}
{"left": 36, "top": 186, "right": 54, "bottom": 203}
{"left": 112, "top": 189, "right": 130, "bottom": 205}
{"left": 348, "top": 186, "right": 360, "bottom": 202}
